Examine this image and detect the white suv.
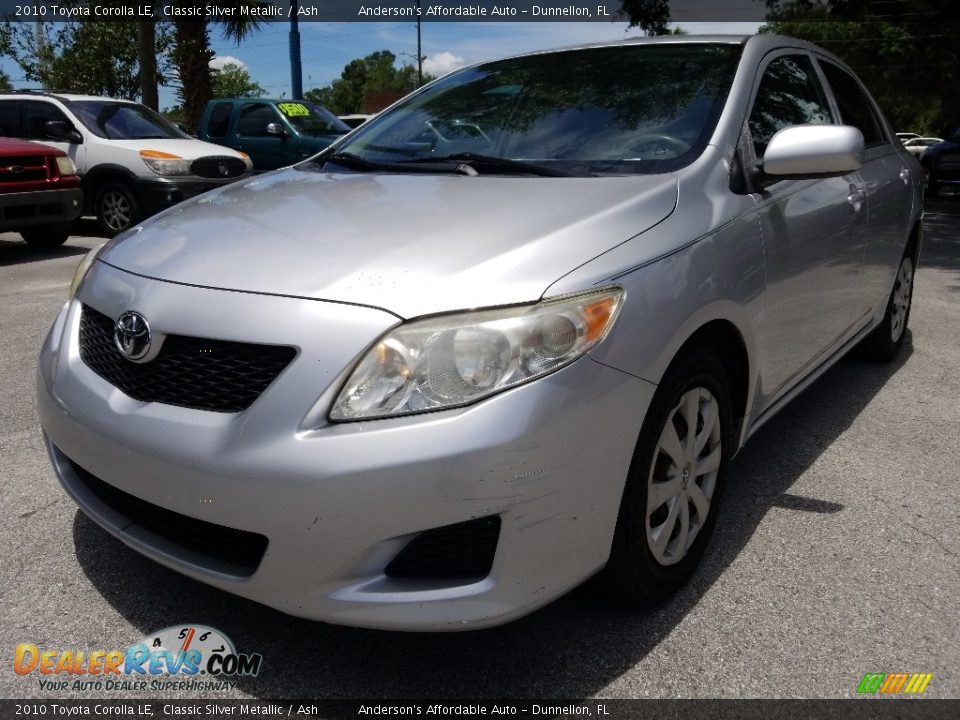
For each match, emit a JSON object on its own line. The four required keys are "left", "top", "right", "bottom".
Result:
{"left": 0, "top": 92, "right": 252, "bottom": 235}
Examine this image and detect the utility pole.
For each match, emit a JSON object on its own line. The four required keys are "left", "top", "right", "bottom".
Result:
{"left": 290, "top": 0, "right": 303, "bottom": 99}
{"left": 416, "top": 0, "right": 423, "bottom": 86}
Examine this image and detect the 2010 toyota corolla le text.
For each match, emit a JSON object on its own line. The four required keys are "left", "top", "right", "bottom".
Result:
{"left": 38, "top": 35, "right": 921, "bottom": 631}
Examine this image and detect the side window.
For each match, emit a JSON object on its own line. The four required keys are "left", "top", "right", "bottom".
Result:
{"left": 749, "top": 54, "right": 834, "bottom": 157}
{"left": 236, "top": 103, "right": 279, "bottom": 137}
{"left": 205, "top": 102, "right": 233, "bottom": 138}
{"left": 818, "top": 62, "right": 884, "bottom": 148}
{"left": 22, "top": 101, "right": 72, "bottom": 140}
{"left": 0, "top": 101, "right": 19, "bottom": 137}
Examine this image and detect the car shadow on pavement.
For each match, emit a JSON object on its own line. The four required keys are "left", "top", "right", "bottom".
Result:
{"left": 70, "top": 338, "right": 913, "bottom": 699}
{"left": 0, "top": 237, "right": 90, "bottom": 267}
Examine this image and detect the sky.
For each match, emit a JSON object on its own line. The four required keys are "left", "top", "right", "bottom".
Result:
{"left": 198, "top": 20, "right": 762, "bottom": 111}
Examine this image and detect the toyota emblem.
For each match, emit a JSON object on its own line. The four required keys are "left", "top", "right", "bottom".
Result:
{"left": 114, "top": 311, "right": 151, "bottom": 361}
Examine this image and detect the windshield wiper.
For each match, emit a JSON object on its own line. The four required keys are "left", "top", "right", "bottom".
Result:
{"left": 320, "top": 151, "right": 474, "bottom": 175}
{"left": 403, "top": 153, "right": 576, "bottom": 177}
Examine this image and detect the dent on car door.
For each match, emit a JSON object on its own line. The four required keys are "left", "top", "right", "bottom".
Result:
{"left": 748, "top": 53, "right": 872, "bottom": 411}
{"left": 818, "top": 59, "right": 913, "bottom": 314}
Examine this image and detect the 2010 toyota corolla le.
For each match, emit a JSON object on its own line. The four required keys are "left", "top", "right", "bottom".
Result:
{"left": 38, "top": 34, "right": 921, "bottom": 631}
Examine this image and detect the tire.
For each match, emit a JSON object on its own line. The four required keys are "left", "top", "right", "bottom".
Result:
{"left": 95, "top": 181, "right": 140, "bottom": 236}
{"left": 922, "top": 164, "right": 940, "bottom": 198}
{"left": 20, "top": 223, "right": 70, "bottom": 249}
{"left": 604, "top": 350, "right": 733, "bottom": 604}
{"left": 860, "top": 254, "right": 915, "bottom": 361}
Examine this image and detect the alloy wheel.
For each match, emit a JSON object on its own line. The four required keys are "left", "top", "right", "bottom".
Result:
{"left": 101, "top": 190, "right": 132, "bottom": 233}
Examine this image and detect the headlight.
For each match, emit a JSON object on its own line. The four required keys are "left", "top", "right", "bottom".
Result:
{"left": 237, "top": 151, "right": 253, "bottom": 172}
{"left": 55, "top": 156, "right": 77, "bottom": 176}
{"left": 331, "top": 288, "right": 624, "bottom": 421}
{"left": 139, "top": 150, "right": 192, "bottom": 176}
{"left": 68, "top": 245, "right": 106, "bottom": 300}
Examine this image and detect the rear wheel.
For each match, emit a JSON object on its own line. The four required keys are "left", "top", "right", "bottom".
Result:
{"left": 95, "top": 182, "right": 140, "bottom": 236}
{"left": 604, "top": 351, "right": 733, "bottom": 604}
{"left": 861, "top": 254, "right": 915, "bottom": 361}
{"left": 20, "top": 223, "right": 70, "bottom": 249}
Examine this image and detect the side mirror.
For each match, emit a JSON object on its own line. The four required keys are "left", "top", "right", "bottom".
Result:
{"left": 266, "top": 122, "right": 286, "bottom": 138}
{"left": 762, "top": 125, "right": 864, "bottom": 177}
{"left": 45, "top": 120, "right": 83, "bottom": 144}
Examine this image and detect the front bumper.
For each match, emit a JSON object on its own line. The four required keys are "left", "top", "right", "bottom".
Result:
{"left": 134, "top": 175, "right": 248, "bottom": 216}
{"left": 37, "top": 262, "right": 654, "bottom": 630}
{"left": 0, "top": 187, "right": 83, "bottom": 231}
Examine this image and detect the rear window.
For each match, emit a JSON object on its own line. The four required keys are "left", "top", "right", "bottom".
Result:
{"left": 205, "top": 102, "right": 233, "bottom": 138}
{"left": 818, "top": 61, "right": 886, "bottom": 148}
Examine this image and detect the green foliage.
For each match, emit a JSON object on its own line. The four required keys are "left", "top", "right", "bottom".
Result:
{"left": 211, "top": 62, "right": 264, "bottom": 98}
{"left": 306, "top": 51, "right": 432, "bottom": 115}
{"left": 763, "top": 0, "right": 959, "bottom": 135}
{"left": 1, "top": 20, "right": 172, "bottom": 99}
{"left": 619, "top": 0, "right": 671, "bottom": 34}
{"left": 0, "top": 69, "right": 11, "bottom": 92}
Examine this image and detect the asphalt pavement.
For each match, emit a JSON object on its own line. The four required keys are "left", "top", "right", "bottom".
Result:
{"left": 1, "top": 202, "right": 958, "bottom": 700}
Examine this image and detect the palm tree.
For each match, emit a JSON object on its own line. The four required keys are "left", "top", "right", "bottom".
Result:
{"left": 170, "top": 2, "right": 262, "bottom": 133}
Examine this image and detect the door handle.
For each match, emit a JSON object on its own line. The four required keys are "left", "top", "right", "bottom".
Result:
{"left": 899, "top": 167, "right": 911, "bottom": 184}
{"left": 847, "top": 188, "right": 867, "bottom": 206}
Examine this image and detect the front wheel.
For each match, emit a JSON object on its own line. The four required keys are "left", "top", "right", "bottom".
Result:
{"left": 604, "top": 352, "right": 733, "bottom": 604}
{"left": 95, "top": 182, "right": 140, "bottom": 236}
{"left": 20, "top": 223, "right": 70, "bottom": 249}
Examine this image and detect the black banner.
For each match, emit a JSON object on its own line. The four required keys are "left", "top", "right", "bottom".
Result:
{"left": 0, "top": 700, "right": 958, "bottom": 720}
{"left": 0, "top": 0, "right": 769, "bottom": 23}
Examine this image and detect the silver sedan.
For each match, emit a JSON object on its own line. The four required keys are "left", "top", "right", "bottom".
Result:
{"left": 38, "top": 34, "right": 922, "bottom": 631}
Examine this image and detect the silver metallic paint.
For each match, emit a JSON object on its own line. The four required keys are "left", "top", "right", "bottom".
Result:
{"left": 37, "top": 34, "right": 923, "bottom": 630}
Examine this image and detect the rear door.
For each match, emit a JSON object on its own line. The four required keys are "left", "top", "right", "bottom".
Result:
{"left": 748, "top": 52, "right": 872, "bottom": 410}
{"left": 817, "top": 59, "right": 911, "bottom": 315}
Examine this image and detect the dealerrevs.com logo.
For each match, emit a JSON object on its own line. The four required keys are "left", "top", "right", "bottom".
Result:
{"left": 14, "top": 625, "right": 262, "bottom": 692}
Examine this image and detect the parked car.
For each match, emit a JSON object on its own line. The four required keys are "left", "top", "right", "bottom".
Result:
{"left": 0, "top": 92, "right": 252, "bottom": 236}
{"left": 902, "top": 137, "right": 943, "bottom": 159}
{"left": 39, "top": 34, "right": 921, "bottom": 631}
{"left": 199, "top": 98, "right": 349, "bottom": 172}
{"left": 920, "top": 128, "right": 960, "bottom": 197}
{"left": 896, "top": 132, "right": 920, "bottom": 142}
{"left": 0, "top": 136, "right": 82, "bottom": 248}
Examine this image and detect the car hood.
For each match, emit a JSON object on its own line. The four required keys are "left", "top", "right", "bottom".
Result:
{"left": 101, "top": 167, "right": 678, "bottom": 319}
{"left": 101, "top": 138, "right": 247, "bottom": 160}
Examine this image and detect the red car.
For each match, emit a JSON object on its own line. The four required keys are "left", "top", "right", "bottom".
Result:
{"left": 0, "top": 137, "right": 83, "bottom": 248}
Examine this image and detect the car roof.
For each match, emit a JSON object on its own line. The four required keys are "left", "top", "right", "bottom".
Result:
{"left": 455, "top": 33, "right": 847, "bottom": 76}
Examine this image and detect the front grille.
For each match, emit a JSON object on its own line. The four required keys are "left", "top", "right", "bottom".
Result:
{"left": 0, "top": 155, "right": 49, "bottom": 182}
{"left": 68, "top": 456, "right": 267, "bottom": 576}
{"left": 190, "top": 156, "right": 246, "bottom": 179}
{"left": 79, "top": 305, "right": 296, "bottom": 413}
{"left": 385, "top": 517, "right": 501, "bottom": 581}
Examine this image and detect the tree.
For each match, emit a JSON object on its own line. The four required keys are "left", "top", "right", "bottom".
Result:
{"left": 211, "top": 62, "right": 264, "bottom": 98}
{"left": 0, "top": 70, "right": 12, "bottom": 92}
{"left": 619, "top": 0, "right": 671, "bottom": 34}
{"left": 305, "top": 51, "right": 431, "bottom": 115}
{"left": 0, "top": 20, "right": 172, "bottom": 99}
{"left": 762, "top": 0, "right": 959, "bottom": 135}
{"left": 138, "top": 20, "right": 159, "bottom": 110}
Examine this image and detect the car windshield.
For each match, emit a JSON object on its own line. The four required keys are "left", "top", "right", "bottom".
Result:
{"left": 333, "top": 43, "right": 743, "bottom": 176}
{"left": 276, "top": 101, "right": 350, "bottom": 136}
{"left": 70, "top": 101, "right": 190, "bottom": 140}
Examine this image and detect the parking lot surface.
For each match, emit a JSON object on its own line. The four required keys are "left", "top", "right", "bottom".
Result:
{"left": 1, "top": 203, "right": 958, "bottom": 699}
